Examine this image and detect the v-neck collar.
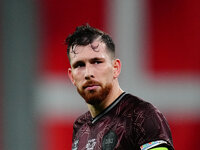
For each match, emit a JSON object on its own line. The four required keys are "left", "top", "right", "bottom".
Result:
{"left": 91, "top": 92, "right": 127, "bottom": 124}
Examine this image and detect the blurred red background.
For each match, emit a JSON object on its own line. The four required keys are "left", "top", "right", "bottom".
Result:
{"left": 35, "top": 0, "right": 200, "bottom": 149}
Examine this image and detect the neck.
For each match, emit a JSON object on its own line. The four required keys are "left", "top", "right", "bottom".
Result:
{"left": 87, "top": 82, "right": 123, "bottom": 118}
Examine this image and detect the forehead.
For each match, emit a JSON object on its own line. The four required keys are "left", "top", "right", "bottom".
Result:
{"left": 69, "top": 42, "right": 110, "bottom": 64}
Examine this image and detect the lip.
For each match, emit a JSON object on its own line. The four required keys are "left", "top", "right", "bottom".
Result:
{"left": 85, "top": 85, "right": 100, "bottom": 90}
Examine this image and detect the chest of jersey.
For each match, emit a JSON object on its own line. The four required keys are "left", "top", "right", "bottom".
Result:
{"left": 72, "top": 115, "right": 135, "bottom": 150}
{"left": 71, "top": 94, "right": 174, "bottom": 150}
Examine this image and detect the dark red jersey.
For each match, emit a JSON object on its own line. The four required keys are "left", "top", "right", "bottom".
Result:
{"left": 71, "top": 92, "right": 174, "bottom": 150}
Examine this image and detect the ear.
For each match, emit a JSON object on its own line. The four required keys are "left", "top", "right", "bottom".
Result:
{"left": 68, "top": 68, "right": 75, "bottom": 85}
{"left": 113, "top": 59, "right": 121, "bottom": 78}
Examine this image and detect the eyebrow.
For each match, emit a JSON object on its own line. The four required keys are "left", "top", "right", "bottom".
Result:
{"left": 72, "top": 57, "right": 105, "bottom": 68}
{"left": 90, "top": 57, "right": 105, "bottom": 62}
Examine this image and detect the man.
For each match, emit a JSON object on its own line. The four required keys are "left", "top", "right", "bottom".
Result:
{"left": 66, "top": 24, "right": 174, "bottom": 150}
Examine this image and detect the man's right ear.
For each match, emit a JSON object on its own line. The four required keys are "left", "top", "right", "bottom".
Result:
{"left": 68, "top": 68, "right": 75, "bottom": 85}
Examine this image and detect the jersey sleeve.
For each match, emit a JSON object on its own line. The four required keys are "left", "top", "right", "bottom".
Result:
{"left": 134, "top": 102, "right": 174, "bottom": 150}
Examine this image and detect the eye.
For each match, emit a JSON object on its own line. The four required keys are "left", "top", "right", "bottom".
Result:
{"left": 73, "top": 62, "right": 85, "bottom": 68}
{"left": 94, "top": 61, "right": 102, "bottom": 64}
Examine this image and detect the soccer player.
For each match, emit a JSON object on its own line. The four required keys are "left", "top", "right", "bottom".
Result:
{"left": 66, "top": 24, "right": 174, "bottom": 150}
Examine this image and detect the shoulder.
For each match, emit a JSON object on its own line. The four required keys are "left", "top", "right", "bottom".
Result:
{"left": 73, "top": 111, "right": 91, "bottom": 132}
{"left": 123, "top": 94, "right": 174, "bottom": 149}
{"left": 124, "top": 93, "right": 167, "bottom": 128}
{"left": 121, "top": 93, "right": 157, "bottom": 115}
{"left": 118, "top": 93, "right": 165, "bottom": 131}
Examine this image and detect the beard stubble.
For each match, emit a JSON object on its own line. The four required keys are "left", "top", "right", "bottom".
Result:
{"left": 77, "top": 82, "right": 112, "bottom": 105}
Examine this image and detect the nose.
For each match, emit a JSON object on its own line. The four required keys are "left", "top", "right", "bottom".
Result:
{"left": 84, "top": 64, "right": 94, "bottom": 80}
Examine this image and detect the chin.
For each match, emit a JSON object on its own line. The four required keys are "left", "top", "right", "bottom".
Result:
{"left": 84, "top": 92, "right": 103, "bottom": 105}
{"left": 77, "top": 84, "right": 112, "bottom": 106}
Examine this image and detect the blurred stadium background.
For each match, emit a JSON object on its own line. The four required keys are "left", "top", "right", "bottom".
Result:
{"left": 1, "top": 0, "right": 200, "bottom": 149}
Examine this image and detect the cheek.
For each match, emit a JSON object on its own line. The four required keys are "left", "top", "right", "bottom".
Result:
{"left": 72, "top": 71, "right": 82, "bottom": 85}
{"left": 101, "top": 68, "right": 114, "bottom": 82}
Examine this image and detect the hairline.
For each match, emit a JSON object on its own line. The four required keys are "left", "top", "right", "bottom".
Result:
{"left": 68, "top": 41, "right": 115, "bottom": 63}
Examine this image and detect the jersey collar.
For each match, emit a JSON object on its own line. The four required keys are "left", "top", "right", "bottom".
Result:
{"left": 91, "top": 92, "right": 127, "bottom": 124}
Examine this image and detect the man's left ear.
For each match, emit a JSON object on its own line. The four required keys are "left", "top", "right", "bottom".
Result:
{"left": 113, "top": 59, "right": 121, "bottom": 78}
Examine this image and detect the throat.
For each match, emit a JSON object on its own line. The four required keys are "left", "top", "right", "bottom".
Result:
{"left": 90, "top": 91, "right": 126, "bottom": 124}
{"left": 88, "top": 88, "right": 124, "bottom": 118}
{"left": 88, "top": 101, "right": 106, "bottom": 118}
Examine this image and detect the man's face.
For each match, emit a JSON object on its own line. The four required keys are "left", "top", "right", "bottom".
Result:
{"left": 68, "top": 40, "right": 115, "bottom": 105}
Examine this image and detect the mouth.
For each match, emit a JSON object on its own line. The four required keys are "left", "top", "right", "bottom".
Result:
{"left": 83, "top": 82, "right": 100, "bottom": 91}
{"left": 85, "top": 85, "right": 100, "bottom": 90}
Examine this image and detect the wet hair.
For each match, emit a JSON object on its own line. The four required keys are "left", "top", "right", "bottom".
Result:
{"left": 65, "top": 24, "right": 115, "bottom": 61}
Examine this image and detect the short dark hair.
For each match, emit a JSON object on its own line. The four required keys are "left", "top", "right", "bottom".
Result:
{"left": 65, "top": 24, "right": 115, "bottom": 61}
